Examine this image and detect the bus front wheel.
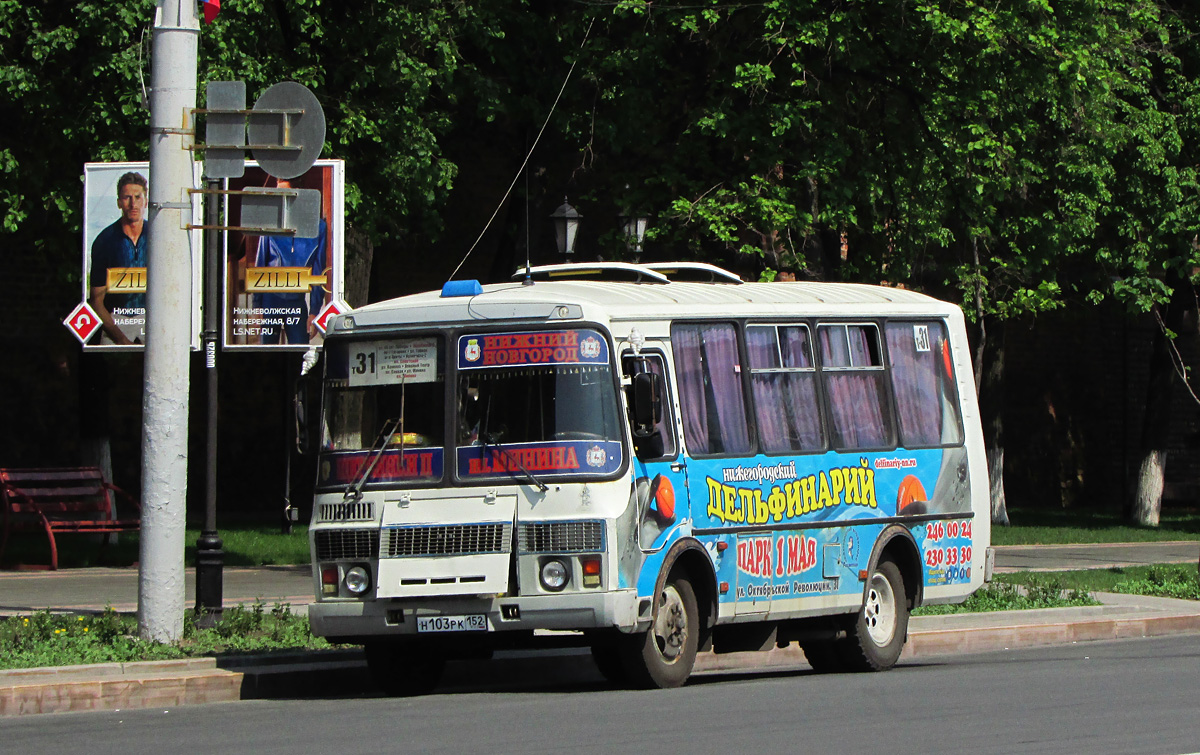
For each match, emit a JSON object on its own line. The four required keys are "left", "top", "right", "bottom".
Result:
{"left": 841, "top": 557, "right": 909, "bottom": 671}
{"left": 623, "top": 573, "right": 699, "bottom": 689}
{"left": 364, "top": 640, "right": 446, "bottom": 696}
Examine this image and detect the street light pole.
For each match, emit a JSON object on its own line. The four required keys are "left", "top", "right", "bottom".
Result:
{"left": 195, "top": 176, "right": 224, "bottom": 626}
{"left": 140, "top": 0, "right": 198, "bottom": 643}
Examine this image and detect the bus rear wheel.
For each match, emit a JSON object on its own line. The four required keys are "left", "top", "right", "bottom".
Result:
{"left": 840, "top": 558, "right": 909, "bottom": 671}
{"left": 622, "top": 574, "right": 699, "bottom": 689}
{"left": 364, "top": 640, "right": 446, "bottom": 696}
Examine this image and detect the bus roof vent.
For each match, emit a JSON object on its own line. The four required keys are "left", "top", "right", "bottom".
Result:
{"left": 642, "top": 262, "right": 743, "bottom": 283}
{"left": 441, "top": 279, "right": 483, "bottom": 298}
{"left": 509, "top": 262, "right": 671, "bottom": 284}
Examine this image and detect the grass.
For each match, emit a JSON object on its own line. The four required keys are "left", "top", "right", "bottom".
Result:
{"left": 1, "top": 525, "right": 310, "bottom": 570}
{"left": 914, "top": 576, "right": 1100, "bottom": 615}
{"left": 991, "top": 506, "right": 1200, "bottom": 545}
{"left": 0, "top": 602, "right": 337, "bottom": 671}
{"left": 996, "top": 563, "right": 1200, "bottom": 601}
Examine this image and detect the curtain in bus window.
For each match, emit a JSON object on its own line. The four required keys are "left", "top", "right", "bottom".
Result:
{"left": 818, "top": 325, "right": 889, "bottom": 449}
{"left": 673, "top": 327, "right": 710, "bottom": 453}
{"left": 781, "top": 327, "right": 823, "bottom": 450}
{"left": 885, "top": 322, "right": 963, "bottom": 446}
{"left": 672, "top": 323, "right": 751, "bottom": 455}
{"left": 747, "top": 326, "right": 823, "bottom": 453}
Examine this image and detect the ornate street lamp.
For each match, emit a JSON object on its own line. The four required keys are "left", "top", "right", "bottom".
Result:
{"left": 621, "top": 213, "right": 649, "bottom": 255}
{"left": 550, "top": 198, "right": 581, "bottom": 256}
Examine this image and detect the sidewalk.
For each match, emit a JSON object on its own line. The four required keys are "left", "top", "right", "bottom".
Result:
{"left": 1, "top": 542, "right": 1198, "bottom": 715}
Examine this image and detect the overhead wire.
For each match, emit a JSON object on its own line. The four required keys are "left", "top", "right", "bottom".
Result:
{"left": 449, "top": 18, "right": 596, "bottom": 281}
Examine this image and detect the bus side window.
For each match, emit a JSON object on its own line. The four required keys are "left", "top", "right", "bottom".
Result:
{"left": 746, "top": 324, "right": 825, "bottom": 453}
{"left": 885, "top": 321, "right": 964, "bottom": 447}
{"left": 817, "top": 323, "right": 893, "bottom": 450}
{"left": 622, "top": 352, "right": 677, "bottom": 460}
{"left": 671, "top": 323, "right": 753, "bottom": 456}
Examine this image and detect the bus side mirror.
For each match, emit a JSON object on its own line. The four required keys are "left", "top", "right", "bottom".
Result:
{"left": 294, "top": 378, "right": 321, "bottom": 455}
{"left": 631, "top": 371, "right": 663, "bottom": 438}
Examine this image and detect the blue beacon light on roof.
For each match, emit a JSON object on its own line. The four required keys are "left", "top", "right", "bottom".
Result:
{"left": 441, "top": 280, "right": 483, "bottom": 298}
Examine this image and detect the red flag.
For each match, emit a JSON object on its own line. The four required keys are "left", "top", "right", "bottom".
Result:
{"left": 202, "top": 0, "right": 220, "bottom": 24}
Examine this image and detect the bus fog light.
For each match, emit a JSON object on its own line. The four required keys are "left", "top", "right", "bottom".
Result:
{"left": 540, "top": 559, "right": 569, "bottom": 591}
{"left": 581, "top": 556, "right": 601, "bottom": 588}
{"left": 344, "top": 565, "right": 372, "bottom": 595}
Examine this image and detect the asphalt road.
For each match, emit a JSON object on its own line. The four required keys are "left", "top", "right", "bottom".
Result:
{"left": 4, "top": 635, "right": 1198, "bottom": 755}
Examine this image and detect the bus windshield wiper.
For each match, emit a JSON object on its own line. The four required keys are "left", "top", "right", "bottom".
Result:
{"left": 481, "top": 432, "right": 548, "bottom": 493}
{"left": 344, "top": 416, "right": 402, "bottom": 502}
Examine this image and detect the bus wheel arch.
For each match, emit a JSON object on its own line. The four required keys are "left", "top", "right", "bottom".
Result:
{"left": 840, "top": 525, "right": 922, "bottom": 672}
{"left": 866, "top": 525, "right": 923, "bottom": 611}
{"left": 654, "top": 538, "right": 718, "bottom": 649}
{"left": 622, "top": 539, "right": 716, "bottom": 688}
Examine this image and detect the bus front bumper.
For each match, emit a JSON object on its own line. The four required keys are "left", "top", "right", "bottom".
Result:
{"left": 308, "top": 588, "right": 643, "bottom": 641}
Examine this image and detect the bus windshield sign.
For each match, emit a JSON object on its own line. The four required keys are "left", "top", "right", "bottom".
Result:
{"left": 348, "top": 337, "right": 439, "bottom": 387}
{"left": 458, "top": 329, "right": 608, "bottom": 369}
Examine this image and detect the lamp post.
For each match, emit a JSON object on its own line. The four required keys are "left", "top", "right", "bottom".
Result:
{"left": 550, "top": 198, "right": 581, "bottom": 256}
{"left": 621, "top": 213, "right": 648, "bottom": 255}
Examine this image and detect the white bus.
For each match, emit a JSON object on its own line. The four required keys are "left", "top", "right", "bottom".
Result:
{"left": 302, "top": 262, "right": 992, "bottom": 694}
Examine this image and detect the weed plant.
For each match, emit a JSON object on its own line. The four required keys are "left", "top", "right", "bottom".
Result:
{"left": 0, "top": 602, "right": 335, "bottom": 671}
{"left": 1112, "top": 565, "right": 1200, "bottom": 601}
{"left": 914, "top": 577, "right": 1098, "bottom": 616}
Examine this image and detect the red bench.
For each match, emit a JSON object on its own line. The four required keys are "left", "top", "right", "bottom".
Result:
{"left": 0, "top": 467, "right": 141, "bottom": 570}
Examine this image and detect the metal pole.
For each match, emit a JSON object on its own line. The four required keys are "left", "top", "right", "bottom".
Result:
{"left": 195, "top": 176, "right": 224, "bottom": 626}
{"left": 139, "top": 0, "right": 198, "bottom": 643}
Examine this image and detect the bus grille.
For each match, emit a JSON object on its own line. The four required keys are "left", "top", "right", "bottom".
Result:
{"left": 315, "top": 528, "right": 380, "bottom": 560}
{"left": 519, "top": 520, "right": 605, "bottom": 553}
{"left": 383, "top": 523, "right": 513, "bottom": 558}
{"left": 319, "top": 501, "right": 375, "bottom": 522}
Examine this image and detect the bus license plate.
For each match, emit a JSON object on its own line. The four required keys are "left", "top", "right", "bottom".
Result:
{"left": 416, "top": 614, "right": 488, "bottom": 633}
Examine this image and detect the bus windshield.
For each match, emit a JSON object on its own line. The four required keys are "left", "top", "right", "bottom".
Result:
{"left": 455, "top": 329, "right": 624, "bottom": 481}
{"left": 457, "top": 364, "right": 622, "bottom": 446}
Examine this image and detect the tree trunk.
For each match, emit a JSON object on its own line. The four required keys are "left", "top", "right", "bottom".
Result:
{"left": 344, "top": 225, "right": 375, "bottom": 307}
{"left": 977, "top": 316, "right": 1009, "bottom": 525}
{"left": 1131, "top": 280, "right": 1193, "bottom": 526}
{"left": 1133, "top": 450, "right": 1165, "bottom": 526}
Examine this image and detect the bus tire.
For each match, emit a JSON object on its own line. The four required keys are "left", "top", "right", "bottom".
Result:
{"left": 364, "top": 640, "right": 446, "bottom": 696}
{"left": 801, "top": 640, "right": 847, "bottom": 673}
{"left": 841, "top": 558, "right": 909, "bottom": 671}
{"left": 623, "top": 573, "right": 699, "bottom": 689}
{"left": 589, "top": 639, "right": 629, "bottom": 685}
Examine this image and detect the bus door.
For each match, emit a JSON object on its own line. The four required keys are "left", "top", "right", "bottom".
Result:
{"left": 622, "top": 349, "right": 687, "bottom": 556}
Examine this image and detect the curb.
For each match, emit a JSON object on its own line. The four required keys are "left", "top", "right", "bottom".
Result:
{"left": 4, "top": 605, "right": 1200, "bottom": 716}
{"left": 0, "top": 658, "right": 242, "bottom": 716}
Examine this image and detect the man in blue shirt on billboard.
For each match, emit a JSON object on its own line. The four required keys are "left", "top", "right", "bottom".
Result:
{"left": 89, "top": 171, "right": 148, "bottom": 345}
{"left": 253, "top": 178, "right": 327, "bottom": 344}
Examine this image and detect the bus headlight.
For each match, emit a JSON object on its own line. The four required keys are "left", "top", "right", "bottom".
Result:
{"left": 344, "top": 565, "right": 372, "bottom": 595}
{"left": 539, "top": 559, "right": 570, "bottom": 592}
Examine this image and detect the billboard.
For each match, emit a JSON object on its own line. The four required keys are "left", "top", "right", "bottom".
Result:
{"left": 222, "top": 159, "right": 346, "bottom": 350}
{"left": 79, "top": 161, "right": 203, "bottom": 351}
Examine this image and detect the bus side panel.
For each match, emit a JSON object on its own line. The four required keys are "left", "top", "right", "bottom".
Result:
{"left": 629, "top": 458, "right": 693, "bottom": 597}
{"left": 687, "top": 448, "right": 976, "bottom": 617}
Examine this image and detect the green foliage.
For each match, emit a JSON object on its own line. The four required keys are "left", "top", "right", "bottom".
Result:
{"left": 1113, "top": 564, "right": 1200, "bottom": 600}
{"left": 914, "top": 578, "right": 1098, "bottom": 615}
{"left": 995, "top": 563, "right": 1200, "bottom": 595}
{"left": 6, "top": 1, "right": 1200, "bottom": 313}
{"left": 0, "top": 602, "right": 334, "bottom": 671}
{"left": 196, "top": 0, "right": 486, "bottom": 241}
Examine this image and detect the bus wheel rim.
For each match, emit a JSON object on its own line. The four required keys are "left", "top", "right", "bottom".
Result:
{"left": 653, "top": 585, "right": 688, "bottom": 664}
{"left": 864, "top": 571, "right": 897, "bottom": 646}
